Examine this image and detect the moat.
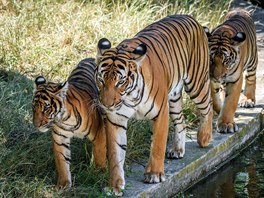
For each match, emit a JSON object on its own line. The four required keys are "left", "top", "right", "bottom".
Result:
{"left": 185, "top": 132, "right": 264, "bottom": 197}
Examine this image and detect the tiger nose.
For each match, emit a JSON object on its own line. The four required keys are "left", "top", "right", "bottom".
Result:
{"left": 33, "top": 114, "right": 46, "bottom": 128}
{"left": 33, "top": 118, "right": 42, "bottom": 128}
{"left": 100, "top": 96, "right": 116, "bottom": 108}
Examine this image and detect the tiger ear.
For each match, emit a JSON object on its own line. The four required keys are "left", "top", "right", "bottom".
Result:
{"left": 132, "top": 43, "right": 147, "bottom": 64}
{"left": 231, "top": 32, "right": 246, "bottom": 46}
{"left": 97, "top": 38, "right": 111, "bottom": 56}
{"left": 203, "top": 26, "right": 212, "bottom": 38}
{"left": 96, "top": 38, "right": 112, "bottom": 65}
{"left": 35, "top": 76, "right": 46, "bottom": 86}
{"left": 57, "top": 82, "right": 68, "bottom": 98}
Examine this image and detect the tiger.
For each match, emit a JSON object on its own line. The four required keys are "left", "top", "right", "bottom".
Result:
{"left": 205, "top": 9, "right": 258, "bottom": 133}
{"left": 32, "top": 58, "right": 106, "bottom": 188}
{"left": 95, "top": 14, "right": 213, "bottom": 196}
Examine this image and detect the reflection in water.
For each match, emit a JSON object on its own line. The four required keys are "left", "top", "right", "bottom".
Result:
{"left": 250, "top": 0, "right": 264, "bottom": 8}
{"left": 185, "top": 133, "right": 264, "bottom": 198}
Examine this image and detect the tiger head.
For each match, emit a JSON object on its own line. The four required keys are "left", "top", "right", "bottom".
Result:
{"left": 95, "top": 38, "right": 147, "bottom": 110}
{"left": 32, "top": 76, "right": 68, "bottom": 132}
{"left": 205, "top": 27, "right": 246, "bottom": 82}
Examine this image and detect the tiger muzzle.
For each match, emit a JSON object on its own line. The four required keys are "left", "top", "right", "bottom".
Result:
{"left": 33, "top": 112, "right": 50, "bottom": 132}
{"left": 100, "top": 86, "right": 122, "bottom": 110}
{"left": 100, "top": 96, "right": 121, "bottom": 110}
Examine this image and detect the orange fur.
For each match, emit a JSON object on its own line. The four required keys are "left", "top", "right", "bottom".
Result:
{"left": 207, "top": 9, "right": 258, "bottom": 133}
{"left": 32, "top": 58, "right": 106, "bottom": 188}
{"left": 96, "top": 15, "right": 213, "bottom": 195}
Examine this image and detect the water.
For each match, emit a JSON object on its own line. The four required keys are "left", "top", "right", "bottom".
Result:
{"left": 250, "top": 0, "right": 264, "bottom": 9}
{"left": 185, "top": 132, "right": 264, "bottom": 198}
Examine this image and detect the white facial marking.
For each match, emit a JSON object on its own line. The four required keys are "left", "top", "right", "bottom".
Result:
{"left": 236, "top": 32, "right": 243, "bottom": 39}
{"left": 102, "top": 41, "right": 110, "bottom": 46}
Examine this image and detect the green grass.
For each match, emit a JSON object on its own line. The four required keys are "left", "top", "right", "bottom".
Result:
{"left": 0, "top": 0, "right": 230, "bottom": 197}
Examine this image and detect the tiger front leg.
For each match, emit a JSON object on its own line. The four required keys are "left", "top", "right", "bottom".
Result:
{"left": 217, "top": 76, "right": 243, "bottom": 133}
{"left": 105, "top": 118, "right": 127, "bottom": 196}
{"left": 239, "top": 71, "right": 256, "bottom": 108}
{"left": 144, "top": 101, "right": 169, "bottom": 183}
{"left": 52, "top": 131, "right": 72, "bottom": 188}
{"left": 167, "top": 92, "right": 186, "bottom": 159}
{"left": 211, "top": 81, "right": 225, "bottom": 114}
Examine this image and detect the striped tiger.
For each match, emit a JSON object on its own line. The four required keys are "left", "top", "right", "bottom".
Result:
{"left": 96, "top": 14, "right": 213, "bottom": 195}
{"left": 32, "top": 58, "right": 106, "bottom": 188}
{"left": 205, "top": 9, "right": 258, "bottom": 133}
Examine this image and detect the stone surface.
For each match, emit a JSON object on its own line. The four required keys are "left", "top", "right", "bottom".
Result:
{"left": 123, "top": 1, "right": 264, "bottom": 197}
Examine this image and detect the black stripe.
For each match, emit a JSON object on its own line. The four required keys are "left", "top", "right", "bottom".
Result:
{"left": 59, "top": 152, "right": 71, "bottom": 164}
{"left": 169, "top": 95, "right": 181, "bottom": 103}
{"left": 107, "top": 117, "right": 127, "bottom": 130}
{"left": 151, "top": 93, "right": 166, "bottom": 120}
{"left": 170, "top": 110, "right": 183, "bottom": 115}
{"left": 116, "top": 142, "right": 127, "bottom": 151}
{"left": 144, "top": 88, "right": 159, "bottom": 117}
{"left": 177, "top": 128, "right": 186, "bottom": 133}
{"left": 52, "top": 129, "right": 68, "bottom": 139}
{"left": 172, "top": 114, "right": 184, "bottom": 123}
{"left": 116, "top": 112, "right": 130, "bottom": 119}
{"left": 54, "top": 139, "right": 70, "bottom": 150}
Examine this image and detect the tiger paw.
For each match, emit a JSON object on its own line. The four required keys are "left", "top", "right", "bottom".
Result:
{"left": 197, "top": 130, "right": 212, "bottom": 148}
{"left": 144, "top": 172, "right": 165, "bottom": 183}
{"left": 56, "top": 179, "right": 72, "bottom": 189}
{"left": 166, "top": 149, "right": 184, "bottom": 159}
{"left": 104, "top": 186, "right": 124, "bottom": 197}
{"left": 239, "top": 97, "right": 255, "bottom": 108}
{"left": 108, "top": 177, "right": 125, "bottom": 196}
{"left": 217, "top": 122, "right": 238, "bottom": 133}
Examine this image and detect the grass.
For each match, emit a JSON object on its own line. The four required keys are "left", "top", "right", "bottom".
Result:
{"left": 0, "top": 0, "right": 230, "bottom": 197}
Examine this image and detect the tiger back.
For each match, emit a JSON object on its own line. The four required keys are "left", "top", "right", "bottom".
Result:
{"left": 32, "top": 58, "right": 106, "bottom": 188}
{"left": 206, "top": 9, "right": 258, "bottom": 133}
{"left": 96, "top": 15, "right": 213, "bottom": 195}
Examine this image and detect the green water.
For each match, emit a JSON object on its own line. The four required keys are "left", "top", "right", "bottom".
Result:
{"left": 185, "top": 133, "right": 264, "bottom": 197}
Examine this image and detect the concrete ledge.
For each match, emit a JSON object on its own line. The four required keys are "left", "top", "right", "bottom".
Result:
{"left": 123, "top": 0, "right": 264, "bottom": 197}
{"left": 124, "top": 107, "right": 264, "bottom": 197}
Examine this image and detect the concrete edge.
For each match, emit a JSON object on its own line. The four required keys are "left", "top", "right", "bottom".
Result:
{"left": 137, "top": 109, "right": 264, "bottom": 197}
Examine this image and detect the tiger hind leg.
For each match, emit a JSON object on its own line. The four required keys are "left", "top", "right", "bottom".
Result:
{"left": 217, "top": 75, "right": 243, "bottom": 133}
{"left": 167, "top": 91, "right": 186, "bottom": 159}
{"left": 105, "top": 119, "right": 127, "bottom": 196}
{"left": 211, "top": 81, "right": 225, "bottom": 114}
{"left": 52, "top": 131, "right": 72, "bottom": 188}
{"left": 186, "top": 80, "right": 213, "bottom": 147}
